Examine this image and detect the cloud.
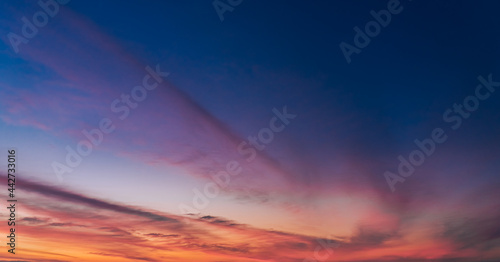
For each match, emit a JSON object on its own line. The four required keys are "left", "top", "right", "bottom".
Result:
{"left": 48, "top": 222, "right": 87, "bottom": 227}
{"left": 19, "top": 179, "right": 180, "bottom": 223}
{"left": 0, "top": 177, "right": 344, "bottom": 261}
{"left": 2, "top": 175, "right": 500, "bottom": 261}
{"left": 144, "top": 233, "right": 180, "bottom": 238}
{"left": 21, "top": 216, "right": 46, "bottom": 224}
{"left": 0, "top": 2, "right": 301, "bottom": 204}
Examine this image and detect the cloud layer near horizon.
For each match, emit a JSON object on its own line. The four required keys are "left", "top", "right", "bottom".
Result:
{"left": 1, "top": 177, "right": 500, "bottom": 261}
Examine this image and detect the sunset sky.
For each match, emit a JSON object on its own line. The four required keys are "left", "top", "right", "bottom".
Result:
{"left": 1, "top": 0, "right": 500, "bottom": 261}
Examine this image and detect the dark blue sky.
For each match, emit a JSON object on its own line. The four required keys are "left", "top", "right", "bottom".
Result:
{"left": 1, "top": 0, "right": 500, "bottom": 187}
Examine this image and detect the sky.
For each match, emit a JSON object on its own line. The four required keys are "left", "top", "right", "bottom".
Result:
{"left": 0, "top": 0, "right": 500, "bottom": 261}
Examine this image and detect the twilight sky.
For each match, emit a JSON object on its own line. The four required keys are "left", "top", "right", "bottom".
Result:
{"left": 1, "top": 0, "right": 500, "bottom": 261}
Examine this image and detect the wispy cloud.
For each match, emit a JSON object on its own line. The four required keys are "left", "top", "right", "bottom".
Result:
{"left": 1, "top": 176, "right": 499, "bottom": 261}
